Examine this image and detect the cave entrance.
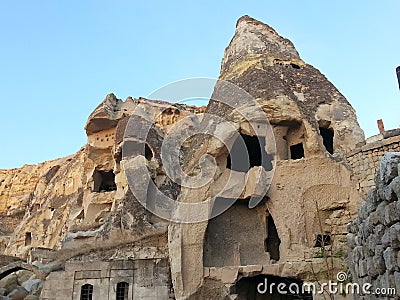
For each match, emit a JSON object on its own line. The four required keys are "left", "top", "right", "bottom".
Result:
{"left": 93, "top": 170, "right": 116, "bottom": 192}
{"left": 290, "top": 143, "right": 304, "bottom": 160}
{"left": 319, "top": 127, "right": 334, "bottom": 154}
{"left": 265, "top": 214, "right": 281, "bottom": 261}
{"left": 227, "top": 134, "right": 272, "bottom": 172}
{"left": 233, "top": 275, "right": 313, "bottom": 299}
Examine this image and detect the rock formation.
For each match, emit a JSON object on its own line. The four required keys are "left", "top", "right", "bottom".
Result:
{"left": 0, "top": 94, "right": 206, "bottom": 299}
{"left": 0, "top": 15, "right": 396, "bottom": 300}
{"left": 167, "top": 15, "right": 364, "bottom": 299}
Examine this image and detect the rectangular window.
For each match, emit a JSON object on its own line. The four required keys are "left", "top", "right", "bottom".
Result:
{"left": 93, "top": 170, "right": 116, "bottom": 192}
{"left": 290, "top": 143, "right": 304, "bottom": 159}
{"left": 80, "top": 284, "right": 93, "bottom": 300}
{"left": 116, "top": 282, "right": 129, "bottom": 300}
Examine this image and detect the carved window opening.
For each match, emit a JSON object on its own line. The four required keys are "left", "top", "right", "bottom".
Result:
{"left": 80, "top": 284, "right": 93, "bottom": 300}
{"left": 319, "top": 127, "right": 334, "bottom": 154}
{"left": 227, "top": 134, "right": 272, "bottom": 172}
{"left": 93, "top": 170, "right": 116, "bottom": 193}
{"left": 314, "top": 234, "right": 331, "bottom": 247}
{"left": 25, "top": 232, "right": 32, "bottom": 246}
{"left": 290, "top": 63, "right": 301, "bottom": 69}
{"left": 264, "top": 213, "right": 281, "bottom": 261}
{"left": 290, "top": 143, "right": 304, "bottom": 160}
{"left": 116, "top": 282, "right": 129, "bottom": 300}
{"left": 274, "top": 121, "right": 305, "bottom": 161}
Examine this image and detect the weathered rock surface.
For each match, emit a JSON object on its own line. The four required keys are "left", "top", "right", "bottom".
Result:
{"left": 219, "top": 15, "right": 364, "bottom": 156}
{"left": 168, "top": 15, "right": 364, "bottom": 299}
{"left": 0, "top": 270, "right": 40, "bottom": 300}
{"left": 0, "top": 93, "right": 205, "bottom": 299}
{"left": 7, "top": 286, "right": 28, "bottom": 300}
{"left": 0, "top": 275, "right": 18, "bottom": 294}
{"left": 0, "top": 95, "right": 205, "bottom": 258}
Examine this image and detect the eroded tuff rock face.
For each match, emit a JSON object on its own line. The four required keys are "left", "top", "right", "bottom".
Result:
{"left": 0, "top": 15, "right": 368, "bottom": 300}
{"left": 0, "top": 158, "right": 68, "bottom": 254}
{"left": 0, "top": 95, "right": 205, "bottom": 260}
{"left": 168, "top": 16, "right": 365, "bottom": 299}
{"left": 219, "top": 15, "right": 365, "bottom": 156}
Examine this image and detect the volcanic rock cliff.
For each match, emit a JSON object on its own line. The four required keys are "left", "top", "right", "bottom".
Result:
{"left": 0, "top": 15, "right": 376, "bottom": 300}
{"left": 167, "top": 15, "right": 365, "bottom": 299}
{"left": 0, "top": 95, "right": 205, "bottom": 258}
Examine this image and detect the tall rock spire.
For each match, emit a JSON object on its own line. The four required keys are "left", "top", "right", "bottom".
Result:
{"left": 221, "top": 15, "right": 301, "bottom": 75}
{"left": 215, "top": 15, "right": 365, "bottom": 154}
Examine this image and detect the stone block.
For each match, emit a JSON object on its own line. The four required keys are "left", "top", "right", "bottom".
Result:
{"left": 74, "top": 270, "right": 102, "bottom": 280}
{"left": 380, "top": 153, "right": 400, "bottom": 184}
{"left": 7, "top": 286, "right": 28, "bottom": 300}
{"left": 383, "top": 247, "right": 398, "bottom": 272}
{"left": 384, "top": 202, "right": 400, "bottom": 226}
{"left": 220, "top": 267, "right": 239, "bottom": 284}
{"left": 389, "top": 223, "right": 400, "bottom": 249}
{"left": 394, "top": 271, "right": 400, "bottom": 296}
{"left": 393, "top": 177, "right": 400, "bottom": 200}
{"left": 358, "top": 259, "right": 368, "bottom": 277}
{"left": 373, "top": 253, "right": 386, "bottom": 276}
{"left": 376, "top": 201, "right": 389, "bottom": 225}
{"left": 347, "top": 233, "right": 356, "bottom": 249}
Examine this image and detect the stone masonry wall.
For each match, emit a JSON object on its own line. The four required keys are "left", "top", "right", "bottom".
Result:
{"left": 347, "top": 153, "right": 400, "bottom": 299}
{"left": 40, "top": 259, "right": 172, "bottom": 300}
{"left": 345, "top": 132, "right": 400, "bottom": 197}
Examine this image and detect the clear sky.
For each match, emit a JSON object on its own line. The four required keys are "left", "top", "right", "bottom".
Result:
{"left": 0, "top": 1, "right": 399, "bottom": 169}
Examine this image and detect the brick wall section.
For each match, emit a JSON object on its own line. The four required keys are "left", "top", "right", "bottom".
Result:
{"left": 345, "top": 134, "right": 400, "bottom": 197}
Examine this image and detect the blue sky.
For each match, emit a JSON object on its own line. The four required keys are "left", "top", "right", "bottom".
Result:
{"left": 0, "top": 1, "right": 399, "bottom": 169}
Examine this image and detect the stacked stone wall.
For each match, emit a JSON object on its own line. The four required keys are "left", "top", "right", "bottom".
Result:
{"left": 347, "top": 153, "right": 400, "bottom": 299}
{"left": 345, "top": 133, "right": 400, "bottom": 197}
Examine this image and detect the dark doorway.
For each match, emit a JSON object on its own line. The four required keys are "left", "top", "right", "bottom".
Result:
{"left": 290, "top": 143, "right": 304, "bottom": 160}
{"left": 265, "top": 215, "right": 281, "bottom": 261}
{"left": 234, "top": 275, "right": 313, "bottom": 299}
{"left": 25, "top": 232, "right": 32, "bottom": 246}
{"left": 319, "top": 127, "right": 334, "bottom": 154}
{"left": 227, "top": 134, "right": 273, "bottom": 172}
{"left": 93, "top": 170, "right": 116, "bottom": 192}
